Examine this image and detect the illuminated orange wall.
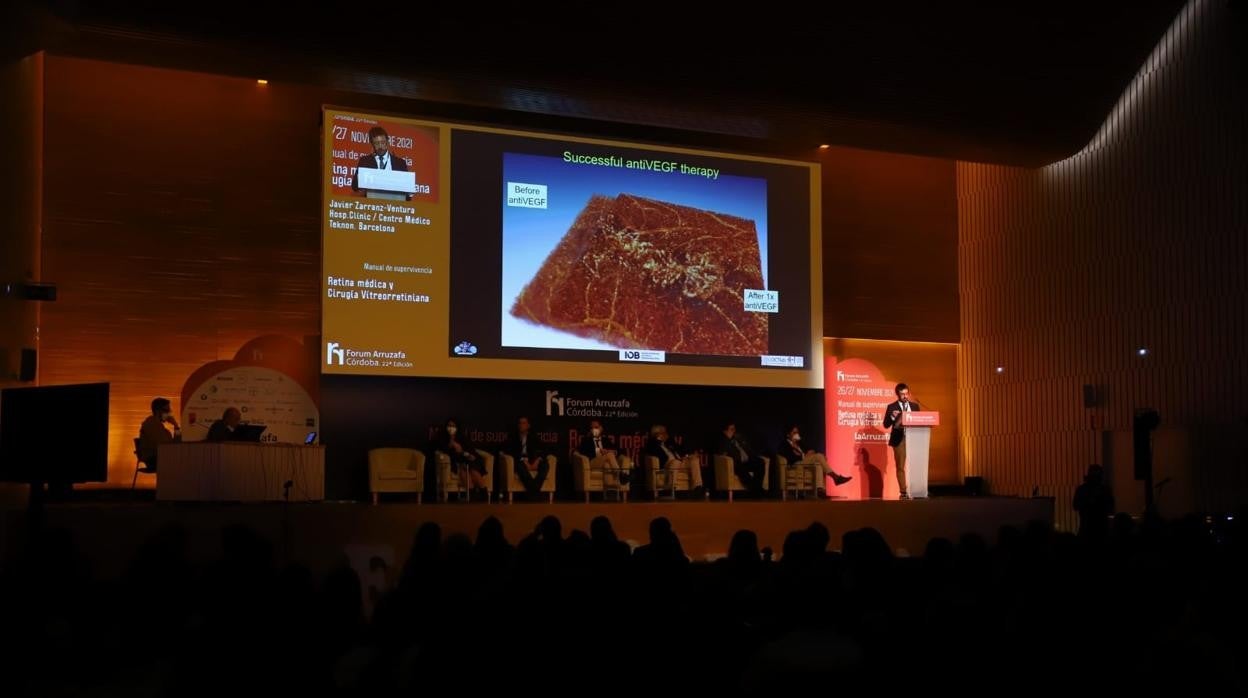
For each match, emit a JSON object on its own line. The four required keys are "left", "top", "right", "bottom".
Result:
{"left": 37, "top": 55, "right": 960, "bottom": 485}
{"left": 958, "top": 0, "right": 1248, "bottom": 528}
{"left": 40, "top": 57, "right": 321, "bottom": 484}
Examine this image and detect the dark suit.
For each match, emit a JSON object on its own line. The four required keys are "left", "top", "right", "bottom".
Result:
{"left": 577, "top": 433, "right": 617, "bottom": 460}
{"left": 137, "top": 415, "right": 180, "bottom": 471}
{"left": 505, "top": 431, "right": 549, "bottom": 494}
{"left": 714, "top": 433, "right": 766, "bottom": 495}
{"left": 882, "top": 400, "right": 921, "bottom": 447}
{"left": 205, "top": 421, "right": 242, "bottom": 443}
{"left": 645, "top": 437, "right": 686, "bottom": 462}
{"left": 882, "top": 399, "right": 920, "bottom": 496}
{"left": 646, "top": 436, "right": 704, "bottom": 489}
{"left": 779, "top": 438, "right": 807, "bottom": 464}
{"left": 353, "top": 151, "right": 411, "bottom": 198}
{"left": 578, "top": 433, "right": 627, "bottom": 484}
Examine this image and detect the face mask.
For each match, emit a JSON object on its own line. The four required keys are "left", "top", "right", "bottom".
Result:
{"left": 591, "top": 428, "right": 602, "bottom": 437}
{"left": 446, "top": 426, "right": 457, "bottom": 436}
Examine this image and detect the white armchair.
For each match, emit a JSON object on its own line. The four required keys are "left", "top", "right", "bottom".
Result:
{"left": 571, "top": 452, "right": 634, "bottom": 503}
{"left": 498, "top": 453, "right": 557, "bottom": 503}
{"left": 773, "top": 454, "right": 821, "bottom": 500}
{"left": 435, "top": 449, "right": 495, "bottom": 502}
{"left": 712, "top": 454, "right": 771, "bottom": 503}
{"left": 643, "top": 454, "right": 698, "bottom": 499}
{"left": 368, "top": 448, "right": 426, "bottom": 505}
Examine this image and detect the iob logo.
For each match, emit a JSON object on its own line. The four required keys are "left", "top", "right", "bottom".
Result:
{"left": 327, "top": 342, "right": 345, "bottom": 366}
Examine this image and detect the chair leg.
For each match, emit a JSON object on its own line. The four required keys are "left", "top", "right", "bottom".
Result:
{"left": 548, "top": 492, "right": 554, "bottom": 504}
{"left": 584, "top": 492, "right": 590, "bottom": 504}
{"left": 728, "top": 490, "right": 734, "bottom": 503}
{"left": 132, "top": 468, "right": 139, "bottom": 490}
{"left": 372, "top": 492, "right": 378, "bottom": 506}
{"left": 417, "top": 492, "right": 422, "bottom": 505}
{"left": 508, "top": 492, "right": 513, "bottom": 504}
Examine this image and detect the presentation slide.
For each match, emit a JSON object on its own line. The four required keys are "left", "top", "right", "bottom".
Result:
{"left": 322, "top": 109, "right": 822, "bottom": 388}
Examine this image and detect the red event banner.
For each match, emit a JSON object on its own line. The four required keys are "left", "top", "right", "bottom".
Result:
{"left": 824, "top": 355, "right": 904, "bottom": 500}
{"left": 326, "top": 112, "right": 441, "bottom": 203}
{"left": 901, "top": 411, "right": 940, "bottom": 427}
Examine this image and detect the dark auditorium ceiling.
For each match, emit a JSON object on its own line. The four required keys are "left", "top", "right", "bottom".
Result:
{"left": 8, "top": 0, "right": 1188, "bottom": 166}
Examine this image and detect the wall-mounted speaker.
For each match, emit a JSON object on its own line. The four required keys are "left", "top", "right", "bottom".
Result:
{"left": 964, "top": 476, "right": 985, "bottom": 496}
{"left": 1082, "top": 384, "right": 1098, "bottom": 408}
{"left": 1133, "top": 408, "right": 1160, "bottom": 480}
{"left": 19, "top": 348, "right": 36, "bottom": 382}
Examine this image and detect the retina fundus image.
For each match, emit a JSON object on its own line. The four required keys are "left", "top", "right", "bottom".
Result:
{"left": 511, "top": 194, "right": 768, "bottom": 356}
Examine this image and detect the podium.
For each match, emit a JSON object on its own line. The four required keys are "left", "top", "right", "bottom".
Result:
{"left": 900, "top": 411, "right": 940, "bottom": 499}
{"left": 357, "top": 168, "right": 416, "bottom": 201}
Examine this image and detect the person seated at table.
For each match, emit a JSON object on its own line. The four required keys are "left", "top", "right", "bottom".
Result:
{"left": 644, "top": 424, "right": 704, "bottom": 495}
{"left": 206, "top": 407, "right": 244, "bottom": 442}
{"left": 780, "top": 424, "right": 853, "bottom": 492}
{"left": 137, "top": 397, "right": 181, "bottom": 472}
{"left": 505, "top": 416, "right": 549, "bottom": 496}
{"left": 434, "top": 418, "right": 488, "bottom": 499}
{"left": 578, "top": 418, "right": 629, "bottom": 485}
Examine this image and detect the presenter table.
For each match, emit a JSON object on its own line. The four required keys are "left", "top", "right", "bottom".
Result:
{"left": 156, "top": 442, "right": 325, "bottom": 502}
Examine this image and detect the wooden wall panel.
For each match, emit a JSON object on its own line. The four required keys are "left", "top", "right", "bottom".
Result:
{"left": 958, "top": 0, "right": 1248, "bottom": 529}
{"left": 0, "top": 54, "right": 43, "bottom": 387}
{"left": 821, "top": 148, "right": 958, "bottom": 342}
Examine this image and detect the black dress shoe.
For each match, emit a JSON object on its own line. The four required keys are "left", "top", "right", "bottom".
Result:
{"left": 831, "top": 473, "right": 853, "bottom": 486}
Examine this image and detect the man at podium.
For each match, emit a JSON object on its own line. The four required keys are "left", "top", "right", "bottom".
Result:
{"left": 882, "top": 382, "right": 921, "bottom": 499}
{"left": 352, "top": 126, "right": 411, "bottom": 199}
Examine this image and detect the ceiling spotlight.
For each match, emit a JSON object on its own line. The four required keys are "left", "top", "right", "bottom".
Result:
{"left": 995, "top": 366, "right": 1005, "bottom": 374}
{"left": 818, "top": 144, "right": 830, "bottom": 150}
{"left": 1137, "top": 347, "right": 1148, "bottom": 356}
{"left": 256, "top": 79, "right": 269, "bottom": 85}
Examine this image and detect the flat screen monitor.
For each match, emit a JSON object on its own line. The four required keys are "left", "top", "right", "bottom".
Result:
{"left": 0, "top": 382, "right": 109, "bottom": 483}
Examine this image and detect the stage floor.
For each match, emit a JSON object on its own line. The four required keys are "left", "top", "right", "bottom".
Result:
{"left": 3, "top": 496, "right": 1054, "bottom": 576}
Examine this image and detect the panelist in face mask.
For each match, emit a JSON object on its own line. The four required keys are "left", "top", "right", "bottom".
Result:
{"left": 578, "top": 419, "right": 628, "bottom": 483}
{"left": 779, "top": 424, "right": 853, "bottom": 494}
{"left": 434, "top": 418, "right": 489, "bottom": 499}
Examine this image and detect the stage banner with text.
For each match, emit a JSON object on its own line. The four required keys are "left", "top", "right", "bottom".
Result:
{"left": 179, "top": 336, "right": 320, "bottom": 445}
{"left": 825, "top": 356, "right": 902, "bottom": 500}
